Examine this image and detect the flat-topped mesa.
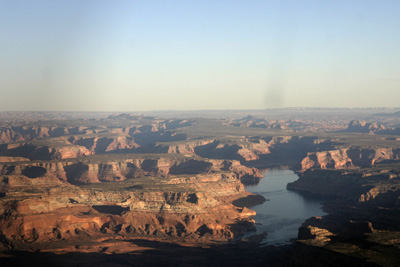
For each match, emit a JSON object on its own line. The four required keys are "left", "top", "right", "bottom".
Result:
{"left": 0, "top": 141, "right": 93, "bottom": 160}
{"left": 0, "top": 156, "right": 30, "bottom": 163}
{"left": 342, "top": 120, "right": 400, "bottom": 136}
{"left": 191, "top": 136, "right": 325, "bottom": 170}
{"left": 225, "top": 116, "right": 305, "bottom": 131}
{"left": 166, "top": 140, "right": 215, "bottom": 154}
{"left": 300, "top": 149, "right": 354, "bottom": 170}
{"left": 343, "top": 120, "right": 387, "bottom": 134}
{"left": 193, "top": 139, "right": 272, "bottom": 162}
{"left": 290, "top": 166, "right": 400, "bottom": 266}
{"left": 0, "top": 125, "right": 89, "bottom": 143}
{"left": 0, "top": 117, "right": 195, "bottom": 144}
{"left": 0, "top": 134, "right": 143, "bottom": 160}
{"left": 0, "top": 156, "right": 262, "bottom": 187}
{"left": 133, "top": 135, "right": 318, "bottom": 162}
{"left": 299, "top": 147, "right": 400, "bottom": 171}
{"left": 0, "top": 172, "right": 256, "bottom": 244}
{"left": 289, "top": 166, "right": 400, "bottom": 207}
{"left": 106, "top": 114, "right": 195, "bottom": 130}
{"left": 68, "top": 135, "right": 140, "bottom": 153}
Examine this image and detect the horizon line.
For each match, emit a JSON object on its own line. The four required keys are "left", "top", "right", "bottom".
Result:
{"left": 0, "top": 107, "right": 400, "bottom": 113}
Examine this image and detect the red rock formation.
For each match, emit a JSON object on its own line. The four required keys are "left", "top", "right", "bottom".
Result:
{"left": 69, "top": 135, "right": 139, "bottom": 153}
{"left": 0, "top": 156, "right": 262, "bottom": 186}
{"left": 0, "top": 156, "right": 30, "bottom": 162}
{"left": 0, "top": 172, "right": 257, "bottom": 245}
{"left": 0, "top": 125, "right": 90, "bottom": 144}
{"left": 344, "top": 120, "right": 387, "bottom": 134}
{"left": 300, "top": 147, "right": 400, "bottom": 171}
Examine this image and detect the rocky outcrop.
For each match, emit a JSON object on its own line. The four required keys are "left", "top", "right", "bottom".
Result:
{"left": 226, "top": 116, "right": 301, "bottom": 131}
{"left": 193, "top": 139, "right": 272, "bottom": 162}
{"left": 0, "top": 128, "right": 24, "bottom": 143}
{"left": 287, "top": 169, "right": 364, "bottom": 198}
{"left": 298, "top": 216, "right": 375, "bottom": 246}
{"left": 140, "top": 139, "right": 215, "bottom": 155}
{"left": 300, "top": 147, "right": 400, "bottom": 171}
{"left": 0, "top": 156, "right": 30, "bottom": 163}
{"left": 0, "top": 141, "right": 93, "bottom": 160}
{"left": 1, "top": 134, "right": 144, "bottom": 160}
{"left": 0, "top": 116, "right": 194, "bottom": 145}
{"left": 0, "top": 157, "right": 262, "bottom": 186}
{"left": 300, "top": 149, "right": 354, "bottom": 170}
{"left": 68, "top": 135, "right": 139, "bottom": 153}
{"left": 298, "top": 217, "right": 336, "bottom": 246}
{"left": 290, "top": 165, "right": 400, "bottom": 266}
{"left": 0, "top": 172, "right": 257, "bottom": 245}
{"left": 343, "top": 120, "right": 386, "bottom": 134}
{"left": 0, "top": 125, "right": 89, "bottom": 143}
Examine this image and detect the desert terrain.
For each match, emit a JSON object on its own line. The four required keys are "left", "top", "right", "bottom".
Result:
{"left": 0, "top": 108, "right": 400, "bottom": 266}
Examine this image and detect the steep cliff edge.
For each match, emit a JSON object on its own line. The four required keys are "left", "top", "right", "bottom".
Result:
{"left": 0, "top": 117, "right": 194, "bottom": 144}
{"left": 0, "top": 141, "right": 93, "bottom": 160}
{"left": 0, "top": 156, "right": 261, "bottom": 186}
{"left": 343, "top": 120, "right": 387, "bottom": 134}
{"left": 0, "top": 172, "right": 258, "bottom": 248}
{"left": 299, "top": 147, "right": 400, "bottom": 171}
{"left": 288, "top": 165, "right": 400, "bottom": 266}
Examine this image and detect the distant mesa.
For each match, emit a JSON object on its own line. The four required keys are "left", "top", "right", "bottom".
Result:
{"left": 342, "top": 120, "right": 400, "bottom": 135}
{"left": 371, "top": 110, "right": 400, "bottom": 117}
{"left": 343, "top": 120, "right": 386, "bottom": 133}
{"left": 0, "top": 110, "right": 400, "bottom": 266}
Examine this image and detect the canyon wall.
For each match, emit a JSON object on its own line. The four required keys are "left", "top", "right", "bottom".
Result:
{"left": 0, "top": 172, "right": 257, "bottom": 245}
{"left": 0, "top": 157, "right": 261, "bottom": 186}
{"left": 300, "top": 147, "right": 400, "bottom": 171}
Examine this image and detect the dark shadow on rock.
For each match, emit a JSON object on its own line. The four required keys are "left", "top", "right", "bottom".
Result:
{"left": 0, "top": 240, "right": 378, "bottom": 267}
{"left": 169, "top": 160, "right": 213, "bottom": 175}
{"left": 64, "top": 162, "right": 89, "bottom": 185}
{"left": 92, "top": 205, "right": 129, "bottom": 215}
{"left": 232, "top": 194, "right": 266, "bottom": 208}
{"left": 21, "top": 166, "right": 47, "bottom": 178}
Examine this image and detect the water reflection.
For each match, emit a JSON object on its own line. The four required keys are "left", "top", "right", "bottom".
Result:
{"left": 245, "top": 168, "right": 326, "bottom": 245}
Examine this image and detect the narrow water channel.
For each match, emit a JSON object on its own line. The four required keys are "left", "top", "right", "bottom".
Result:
{"left": 245, "top": 168, "right": 326, "bottom": 245}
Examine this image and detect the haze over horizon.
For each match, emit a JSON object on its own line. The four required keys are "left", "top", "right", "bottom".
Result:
{"left": 1, "top": 1, "right": 399, "bottom": 112}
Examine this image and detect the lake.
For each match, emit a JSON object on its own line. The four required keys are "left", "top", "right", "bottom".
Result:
{"left": 244, "top": 168, "right": 326, "bottom": 245}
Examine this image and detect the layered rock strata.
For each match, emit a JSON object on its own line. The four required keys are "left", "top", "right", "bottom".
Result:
{"left": 288, "top": 166, "right": 400, "bottom": 266}
{"left": 0, "top": 172, "right": 257, "bottom": 247}
{"left": 300, "top": 147, "right": 400, "bottom": 171}
{"left": 0, "top": 156, "right": 261, "bottom": 186}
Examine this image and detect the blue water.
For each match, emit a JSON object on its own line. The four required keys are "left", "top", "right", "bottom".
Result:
{"left": 245, "top": 169, "right": 326, "bottom": 246}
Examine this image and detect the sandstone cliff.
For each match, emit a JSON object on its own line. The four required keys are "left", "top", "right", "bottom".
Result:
{"left": 343, "top": 120, "right": 387, "bottom": 134}
{"left": 299, "top": 147, "right": 400, "bottom": 171}
{"left": 0, "top": 172, "right": 256, "bottom": 245}
{"left": 288, "top": 166, "right": 400, "bottom": 266}
{"left": 0, "top": 156, "right": 262, "bottom": 186}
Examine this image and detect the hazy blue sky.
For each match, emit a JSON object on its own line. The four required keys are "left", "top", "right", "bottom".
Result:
{"left": 1, "top": 0, "right": 399, "bottom": 111}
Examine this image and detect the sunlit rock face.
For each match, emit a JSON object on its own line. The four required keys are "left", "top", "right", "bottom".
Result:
{"left": 1, "top": 111, "right": 400, "bottom": 266}
{"left": 288, "top": 165, "right": 400, "bottom": 266}
{"left": 299, "top": 147, "right": 400, "bottom": 171}
{"left": 344, "top": 120, "right": 387, "bottom": 134}
{"left": 0, "top": 156, "right": 261, "bottom": 186}
{"left": 0, "top": 172, "right": 256, "bottom": 245}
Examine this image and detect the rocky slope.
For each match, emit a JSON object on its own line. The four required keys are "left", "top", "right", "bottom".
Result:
{"left": 0, "top": 171, "right": 259, "bottom": 248}
{"left": 2, "top": 112, "right": 400, "bottom": 265}
{"left": 0, "top": 140, "right": 93, "bottom": 160}
{"left": 288, "top": 165, "right": 400, "bottom": 266}
{"left": 0, "top": 155, "right": 261, "bottom": 186}
{"left": 300, "top": 147, "right": 400, "bottom": 171}
{"left": 343, "top": 120, "right": 387, "bottom": 134}
{"left": 0, "top": 117, "right": 194, "bottom": 146}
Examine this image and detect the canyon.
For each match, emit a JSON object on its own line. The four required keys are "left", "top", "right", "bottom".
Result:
{"left": 0, "top": 109, "right": 400, "bottom": 266}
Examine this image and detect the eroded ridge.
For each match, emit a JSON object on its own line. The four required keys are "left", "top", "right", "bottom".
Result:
{"left": 1, "top": 110, "right": 400, "bottom": 266}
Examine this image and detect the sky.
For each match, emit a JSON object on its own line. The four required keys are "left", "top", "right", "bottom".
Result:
{"left": 0, "top": 0, "right": 399, "bottom": 111}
